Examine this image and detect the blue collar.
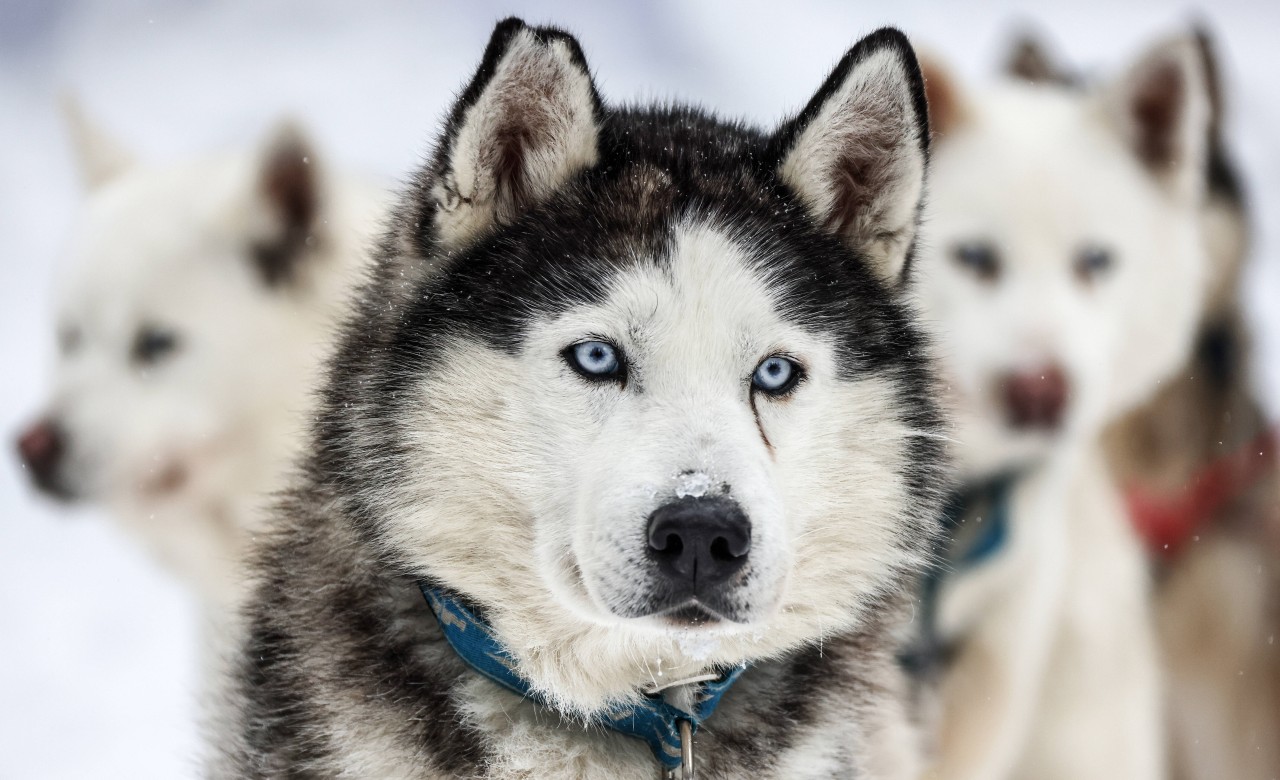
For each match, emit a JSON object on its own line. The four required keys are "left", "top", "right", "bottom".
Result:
{"left": 418, "top": 583, "right": 746, "bottom": 770}
{"left": 900, "top": 471, "right": 1018, "bottom": 675}
{"left": 939, "top": 471, "right": 1015, "bottom": 569}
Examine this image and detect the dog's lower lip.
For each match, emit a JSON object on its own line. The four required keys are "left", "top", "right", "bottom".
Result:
{"left": 659, "top": 601, "right": 723, "bottom": 627}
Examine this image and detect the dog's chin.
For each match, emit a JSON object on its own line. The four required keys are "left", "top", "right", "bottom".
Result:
{"left": 133, "top": 456, "right": 192, "bottom": 499}
{"left": 650, "top": 601, "right": 740, "bottom": 630}
{"left": 961, "top": 418, "right": 1059, "bottom": 478}
{"left": 609, "top": 593, "right": 773, "bottom": 636}
{"left": 577, "top": 579, "right": 761, "bottom": 634}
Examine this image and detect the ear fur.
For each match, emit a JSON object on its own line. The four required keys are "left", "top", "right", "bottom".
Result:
{"left": 429, "top": 18, "right": 603, "bottom": 249}
{"left": 61, "top": 93, "right": 135, "bottom": 189}
{"left": 1191, "top": 24, "right": 1243, "bottom": 204}
{"left": 1102, "top": 34, "right": 1211, "bottom": 201}
{"left": 1003, "top": 31, "right": 1078, "bottom": 86}
{"left": 253, "top": 121, "right": 321, "bottom": 287}
{"left": 918, "top": 52, "right": 968, "bottom": 140}
{"left": 774, "top": 28, "right": 930, "bottom": 286}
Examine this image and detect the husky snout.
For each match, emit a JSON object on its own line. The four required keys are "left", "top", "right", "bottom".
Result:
{"left": 15, "top": 418, "right": 72, "bottom": 500}
{"left": 1001, "top": 363, "right": 1069, "bottom": 431}
{"left": 647, "top": 496, "right": 751, "bottom": 594}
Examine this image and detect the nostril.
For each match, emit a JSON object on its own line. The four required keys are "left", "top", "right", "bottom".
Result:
{"left": 655, "top": 533, "right": 683, "bottom": 556}
{"left": 709, "top": 536, "right": 736, "bottom": 563}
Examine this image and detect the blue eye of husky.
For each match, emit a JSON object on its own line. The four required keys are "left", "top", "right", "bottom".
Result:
{"left": 752, "top": 355, "right": 801, "bottom": 396}
{"left": 565, "top": 340, "right": 623, "bottom": 381}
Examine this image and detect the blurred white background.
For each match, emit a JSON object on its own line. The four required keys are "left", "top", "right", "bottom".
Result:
{"left": 1, "top": 1, "right": 1276, "bottom": 776}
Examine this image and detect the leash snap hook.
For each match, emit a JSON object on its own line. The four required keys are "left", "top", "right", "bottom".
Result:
{"left": 659, "top": 719, "right": 696, "bottom": 779}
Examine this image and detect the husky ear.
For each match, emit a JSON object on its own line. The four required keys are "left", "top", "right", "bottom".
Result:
{"left": 1191, "top": 24, "right": 1231, "bottom": 171}
{"left": 61, "top": 94, "right": 135, "bottom": 189}
{"left": 429, "top": 18, "right": 602, "bottom": 249}
{"left": 1003, "top": 32, "right": 1077, "bottom": 86}
{"left": 918, "top": 52, "right": 968, "bottom": 140}
{"left": 252, "top": 122, "right": 321, "bottom": 287}
{"left": 775, "top": 28, "right": 929, "bottom": 286}
{"left": 1102, "top": 34, "right": 1210, "bottom": 201}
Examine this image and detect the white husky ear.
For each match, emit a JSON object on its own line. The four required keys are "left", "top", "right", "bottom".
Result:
{"left": 775, "top": 28, "right": 930, "bottom": 286}
{"left": 1003, "top": 31, "right": 1077, "bottom": 87}
{"left": 251, "top": 121, "right": 322, "bottom": 286}
{"left": 61, "top": 94, "right": 135, "bottom": 189}
{"left": 1102, "top": 33, "right": 1210, "bottom": 202}
{"left": 918, "top": 51, "right": 969, "bottom": 141}
{"left": 430, "top": 18, "right": 602, "bottom": 249}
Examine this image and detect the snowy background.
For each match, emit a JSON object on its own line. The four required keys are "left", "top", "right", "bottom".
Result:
{"left": 1, "top": 1, "right": 1276, "bottom": 777}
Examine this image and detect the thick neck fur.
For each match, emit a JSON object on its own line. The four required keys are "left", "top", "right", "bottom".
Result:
{"left": 221, "top": 486, "right": 917, "bottom": 778}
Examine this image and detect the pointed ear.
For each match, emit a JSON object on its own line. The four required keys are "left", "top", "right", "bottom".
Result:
{"left": 429, "top": 18, "right": 603, "bottom": 249}
{"left": 1191, "top": 25, "right": 1228, "bottom": 163}
{"left": 918, "top": 51, "right": 969, "bottom": 140}
{"left": 775, "top": 28, "right": 930, "bottom": 286}
{"left": 1102, "top": 34, "right": 1210, "bottom": 202}
{"left": 1191, "top": 23, "right": 1244, "bottom": 205}
{"left": 1003, "top": 31, "right": 1077, "bottom": 86}
{"left": 61, "top": 94, "right": 135, "bottom": 189}
{"left": 252, "top": 121, "right": 321, "bottom": 287}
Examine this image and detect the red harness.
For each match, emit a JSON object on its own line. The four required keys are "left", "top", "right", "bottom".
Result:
{"left": 1126, "top": 424, "right": 1279, "bottom": 557}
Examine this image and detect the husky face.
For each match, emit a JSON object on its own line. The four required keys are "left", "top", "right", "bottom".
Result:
{"left": 408, "top": 221, "right": 925, "bottom": 633}
{"left": 323, "top": 21, "right": 944, "bottom": 711}
{"left": 917, "top": 38, "right": 1211, "bottom": 475}
{"left": 18, "top": 115, "right": 368, "bottom": 522}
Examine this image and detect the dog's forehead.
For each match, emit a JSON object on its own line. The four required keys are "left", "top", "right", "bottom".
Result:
{"left": 930, "top": 85, "right": 1166, "bottom": 256}
{"left": 57, "top": 158, "right": 263, "bottom": 328}
{"left": 571, "top": 222, "right": 789, "bottom": 339}
{"left": 529, "top": 221, "right": 814, "bottom": 379}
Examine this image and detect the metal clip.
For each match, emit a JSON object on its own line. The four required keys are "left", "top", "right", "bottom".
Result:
{"left": 659, "top": 720, "right": 695, "bottom": 779}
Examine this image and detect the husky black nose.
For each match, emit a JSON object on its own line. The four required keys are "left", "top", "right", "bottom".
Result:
{"left": 16, "top": 419, "right": 66, "bottom": 497}
{"left": 647, "top": 497, "right": 751, "bottom": 592}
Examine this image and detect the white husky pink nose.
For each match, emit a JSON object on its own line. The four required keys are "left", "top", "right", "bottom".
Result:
{"left": 1001, "top": 365, "right": 1069, "bottom": 431}
{"left": 16, "top": 418, "right": 68, "bottom": 497}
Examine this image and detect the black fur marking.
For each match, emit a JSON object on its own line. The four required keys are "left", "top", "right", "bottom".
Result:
{"left": 1196, "top": 316, "right": 1239, "bottom": 390}
{"left": 1192, "top": 26, "right": 1246, "bottom": 205}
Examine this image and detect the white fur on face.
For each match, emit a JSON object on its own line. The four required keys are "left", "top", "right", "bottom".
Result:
{"left": 387, "top": 223, "right": 928, "bottom": 714}
{"left": 40, "top": 149, "right": 380, "bottom": 603}
{"left": 917, "top": 83, "right": 1206, "bottom": 476}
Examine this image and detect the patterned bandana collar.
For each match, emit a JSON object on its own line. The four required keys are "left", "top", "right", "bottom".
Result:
{"left": 418, "top": 583, "right": 746, "bottom": 771}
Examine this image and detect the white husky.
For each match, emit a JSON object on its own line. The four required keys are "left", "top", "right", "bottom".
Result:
{"left": 915, "top": 33, "right": 1212, "bottom": 779}
{"left": 15, "top": 103, "right": 385, "bottom": 617}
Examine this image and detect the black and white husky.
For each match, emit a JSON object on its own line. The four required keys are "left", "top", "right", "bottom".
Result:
{"left": 216, "top": 19, "right": 947, "bottom": 778}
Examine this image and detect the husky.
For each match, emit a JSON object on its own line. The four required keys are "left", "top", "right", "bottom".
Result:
{"left": 214, "top": 18, "right": 948, "bottom": 779}
{"left": 1095, "top": 28, "right": 1280, "bottom": 780}
{"left": 14, "top": 104, "right": 385, "bottom": 617}
{"left": 914, "top": 31, "right": 1213, "bottom": 779}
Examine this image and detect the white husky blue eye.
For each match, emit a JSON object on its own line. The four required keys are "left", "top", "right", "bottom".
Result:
{"left": 567, "top": 340, "right": 622, "bottom": 379}
{"left": 753, "top": 356, "right": 799, "bottom": 395}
